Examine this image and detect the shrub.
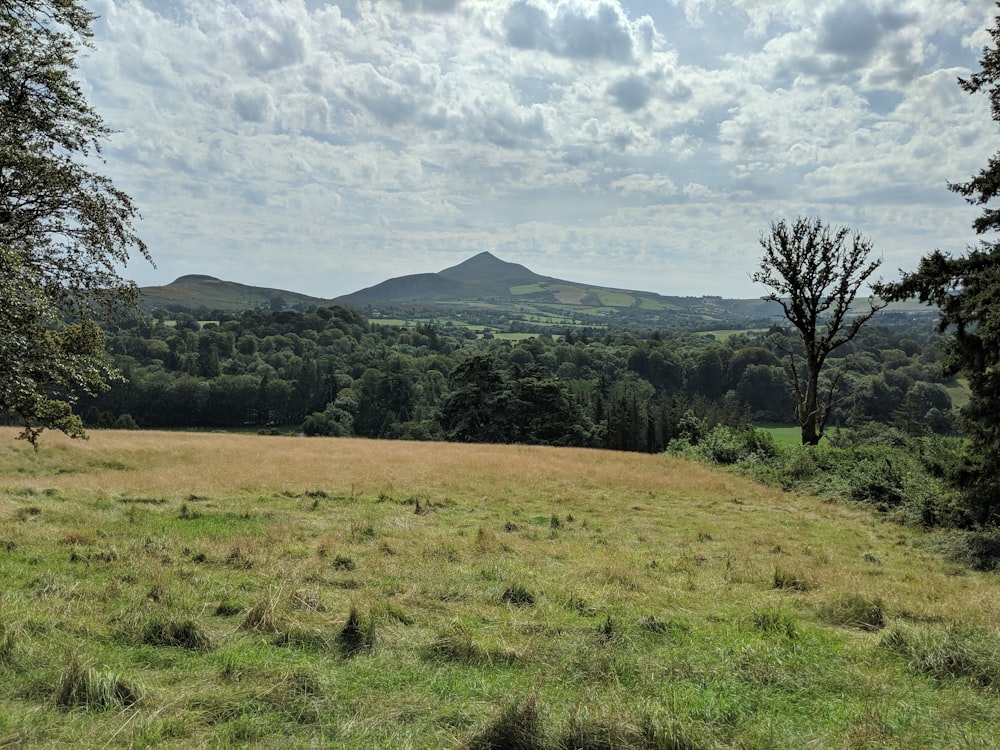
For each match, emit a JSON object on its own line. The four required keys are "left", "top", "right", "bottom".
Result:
{"left": 847, "top": 455, "right": 906, "bottom": 510}
{"left": 932, "top": 530, "right": 1000, "bottom": 572}
{"left": 698, "top": 426, "right": 778, "bottom": 465}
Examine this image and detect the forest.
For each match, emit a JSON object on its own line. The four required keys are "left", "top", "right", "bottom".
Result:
{"left": 80, "top": 305, "right": 955, "bottom": 452}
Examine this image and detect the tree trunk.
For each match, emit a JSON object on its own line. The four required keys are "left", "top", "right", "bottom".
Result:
{"left": 799, "top": 359, "right": 822, "bottom": 446}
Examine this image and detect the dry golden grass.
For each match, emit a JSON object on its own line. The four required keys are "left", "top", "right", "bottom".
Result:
{"left": 3, "top": 426, "right": 996, "bottom": 629}
{"left": 3, "top": 427, "right": 1000, "bottom": 748}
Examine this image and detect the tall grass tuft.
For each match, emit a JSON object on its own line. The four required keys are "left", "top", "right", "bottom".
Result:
{"left": 816, "top": 593, "right": 884, "bottom": 631}
{"left": 141, "top": 618, "right": 213, "bottom": 650}
{"left": 500, "top": 582, "right": 536, "bottom": 607}
{"left": 423, "top": 624, "right": 517, "bottom": 666}
{"left": 880, "top": 623, "right": 1000, "bottom": 687}
{"left": 752, "top": 609, "right": 798, "bottom": 639}
{"left": 558, "top": 711, "right": 700, "bottom": 750}
{"left": 0, "top": 622, "right": 20, "bottom": 667}
{"left": 240, "top": 587, "right": 283, "bottom": 633}
{"left": 53, "top": 656, "right": 142, "bottom": 711}
{"left": 772, "top": 567, "right": 814, "bottom": 592}
{"left": 337, "top": 606, "right": 374, "bottom": 657}
{"left": 467, "top": 696, "right": 549, "bottom": 750}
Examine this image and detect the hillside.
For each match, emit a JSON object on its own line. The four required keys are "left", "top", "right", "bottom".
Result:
{"left": 138, "top": 274, "right": 335, "bottom": 313}
{"left": 1, "top": 428, "right": 999, "bottom": 748}
{"left": 333, "top": 251, "right": 784, "bottom": 328}
{"left": 138, "top": 253, "right": 934, "bottom": 332}
{"left": 138, "top": 252, "right": 786, "bottom": 329}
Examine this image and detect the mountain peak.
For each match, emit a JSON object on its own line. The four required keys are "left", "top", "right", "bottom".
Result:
{"left": 439, "top": 252, "right": 538, "bottom": 282}
{"left": 173, "top": 274, "right": 222, "bottom": 284}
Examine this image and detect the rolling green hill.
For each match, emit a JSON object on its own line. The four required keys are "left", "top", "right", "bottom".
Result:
{"left": 138, "top": 252, "right": 933, "bottom": 331}
{"left": 138, "top": 274, "right": 335, "bottom": 314}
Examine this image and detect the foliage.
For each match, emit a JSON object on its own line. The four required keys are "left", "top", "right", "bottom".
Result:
{"left": 930, "top": 529, "right": 1000, "bottom": 572}
{"left": 0, "top": 1, "right": 150, "bottom": 446}
{"left": 75, "top": 300, "right": 957, "bottom": 459}
{"left": 876, "top": 7, "right": 1000, "bottom": 524}
{"left": 753, "top": 218, "right": 886, "bottom": 445}
{"left": 690, "top": 425, "right": 778, "bottom": 465}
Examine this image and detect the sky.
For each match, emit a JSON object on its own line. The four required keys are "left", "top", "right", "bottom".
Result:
{"left": 77, "top": 0, "right": 999, "bottom": 299}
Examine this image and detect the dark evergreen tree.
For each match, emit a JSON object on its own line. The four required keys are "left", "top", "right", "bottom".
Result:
{"left": 877, "top": 5, "right": 1000, "bottom": 522}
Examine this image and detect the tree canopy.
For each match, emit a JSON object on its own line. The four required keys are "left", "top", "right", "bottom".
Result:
{"left": 0, "top": 0, "right": 150, "bottom": 446}
{"left": 876, "top": 5, "right": 1000, "bottom": 523}
{"left": 753, "top": 217, "right": 886, "bottom": 445}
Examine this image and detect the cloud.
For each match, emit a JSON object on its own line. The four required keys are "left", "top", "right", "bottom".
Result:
{"left": 237, "top": 10, "right": 308, "bottom": 72}
{"left": 399, "top": 0, "right": 460, "bottom": 13}
{"left": 233, "top": 87, "right": 273, "bottom": 123}
{"left": 608, "top": 74, "right": 652, "bottom": 111}
{"left": 817, "top": 2, "right": 913, "bottom": 60}
{"left": 503, "top": 0, "right": 638, "bottom": 62}
{"left": 72, "top": 0, "right": 996, "bottom": 299}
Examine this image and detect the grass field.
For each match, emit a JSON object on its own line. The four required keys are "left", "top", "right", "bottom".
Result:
{"left": 760, "top": 425, "right": 802, "bottom": 449}
{"left": 1, "top": 428, "right": 999, "bottom": 748}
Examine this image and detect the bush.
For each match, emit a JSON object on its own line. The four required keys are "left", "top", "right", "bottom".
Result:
{"left": 931, "top": 530, "right": 1000, "bottom": 572}
{"left": 847, "top": 454, "right": 906, "bottom": 510}
{"left": 698, "top": 426, "right": 777, "bottom": 465}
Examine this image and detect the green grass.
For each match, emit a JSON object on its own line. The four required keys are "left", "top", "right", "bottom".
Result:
{"left": 702, "top": 328, "right": 767, "bottom": 342}
{"left": 596, "top": 290, "right": 636, "bottom": 307}
{"left": 1, "top": 428, "right": 999, "bottom": 748}
{"left": 761, "top": 425, "right": 802, "bottom": 449}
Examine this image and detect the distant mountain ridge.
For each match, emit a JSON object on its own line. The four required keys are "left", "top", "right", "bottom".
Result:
{"left": 334, "top": 252, "right": 553, "bottom": 304}
{"left": 137, "top": 251, "right": 793, "bottom": 328}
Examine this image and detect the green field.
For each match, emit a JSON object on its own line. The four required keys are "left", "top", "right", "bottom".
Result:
{"left": 1, "top": 428, "right": 999, "bottom": 748}
{"left": 761, "top": 425, "right": 802, "bottom": 449}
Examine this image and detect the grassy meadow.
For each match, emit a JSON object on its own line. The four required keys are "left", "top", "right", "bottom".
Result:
{"left": 1, "top": 428, "right": 999, "bottom": 748}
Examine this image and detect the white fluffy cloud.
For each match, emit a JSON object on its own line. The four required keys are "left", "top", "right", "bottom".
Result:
{"left": 78, "top": 0, "right": 997, "bottom": 297}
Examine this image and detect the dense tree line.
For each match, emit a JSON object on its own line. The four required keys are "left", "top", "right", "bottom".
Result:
{"left": 71, "top": 304, "right": 957, "bottom": 453}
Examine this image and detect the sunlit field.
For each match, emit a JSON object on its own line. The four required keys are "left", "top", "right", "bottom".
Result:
{"left": 1, "top": 428, "right": 999, "bottom": 748}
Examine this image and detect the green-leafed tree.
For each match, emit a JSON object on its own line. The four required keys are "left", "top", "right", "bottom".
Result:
{"left": 753, "top": 217, "right": 886, "bottom": 445}
{"left": 876, "top": 6, "right": 1000, "bottom": 523}
{"left": 1, "top": 1, "right": 150, "bottom": 446}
